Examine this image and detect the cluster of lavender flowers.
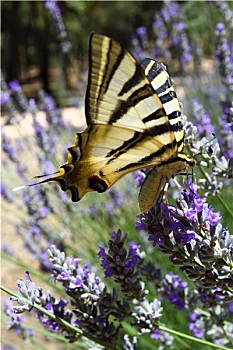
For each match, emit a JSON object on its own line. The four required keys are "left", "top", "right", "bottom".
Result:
{"left": 6, "top": 242, "right": 162, "bottom": 348}
{"left": 6, "top": 181, "right": 233, "bottom": 347}
{"left": 153, "top": 0, "right": 193, "bottom": 70}
{"left": 211, "top": 0, "right": 233, "bottom": 30}
{"left": 183, "top": 19, "right": 233, "bottom": 197}
{"left": 136, "top": 179, "right": 232, "bottom": 298}
{"left": 2, "top": 1, "right": 233, "bottom": 349}
{"left": 1, "top": 73, "right": 71, "bottom": 265}
{"left": 132, "top": 1, "right": 194, "bottom": 72}
{"left": 1, "top": 75, "right": 29, "bottom": 124}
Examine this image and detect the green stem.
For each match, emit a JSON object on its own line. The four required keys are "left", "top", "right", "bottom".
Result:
{"left": 122, "top": 317, "right": 231, "bottom": 350}
{"left": 159, "top": 325, "right": 230, "bottom": 350}
{"left": 217, "top": 193, "right": 233, "bottom": 220}
{"left": 1, "top": 285, "right": 118, "bottom": 350}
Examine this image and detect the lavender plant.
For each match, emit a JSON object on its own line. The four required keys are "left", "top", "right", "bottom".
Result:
{"left": 132, "top": 1, "right": 194, "bottom": 73}
{"left": 1, "top": 1, "right": 233, "bottom": 349}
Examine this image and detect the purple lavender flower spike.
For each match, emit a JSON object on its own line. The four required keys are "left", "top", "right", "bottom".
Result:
{"left": 3, "top": 300, "right": 35, "bottom": 340}
{"left": 159, "top": 273, "right": 188, "bottom": 310}
{"left": 98, "top": 230, "right": 146, "bottom": 301}
{"left": 48, "top": 245, "right": 132, "bottom": 345}
{"left": 153, "top": 1, "right": 193, "bottom": 71}
{"left": 1, "top": 182, "right": 14, "bottom": 202}
{"left": 152, "top": 329, "right": 174, "bottom": 347}
{"left": 133, "top": 170, "right": 145, "bottom": 188}
{"left": 137, "top": 179, "right": 232, "bottom": 299}
{"left": 8, "top": 80, "right": 28, "bottom": 113}
{"left": 215, "top": 22, "right": 233, "bottom": 92}
{"left": 212, "top": 1, "right": 233, "bottom": 29}
{"left": 10, "top": 272, "right": 41, "bottom": 314}
{"left": 98, "top": 246, "right": 113, "bottom": 277}
{"left": 192, "top": 99, "right": 216, "bottom": 137}
{"left": 132, "top": 299, "right": 163, "bottom": 334}
{"left": 188, "top": 310, "right": 205, "bottom": 338}
{"left": 45, "top": 0, "right": 72, "bottom": 53}
{"left": 1, "top": 74, "right": 18, "bottom": 122}
{"left": 37, "top": 289, "right": 73, "bottom": 334}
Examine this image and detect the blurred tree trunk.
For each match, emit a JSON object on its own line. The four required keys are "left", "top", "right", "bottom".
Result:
{"left": 5, "top": 2, "right": 21, "bottom": 81}
{"left": 30, "top": 2, "right": 50, "bottom": 93}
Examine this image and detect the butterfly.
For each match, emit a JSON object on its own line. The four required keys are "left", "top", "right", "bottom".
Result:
{"left": 14, "top": 33, "right": 195, "bottom": 212}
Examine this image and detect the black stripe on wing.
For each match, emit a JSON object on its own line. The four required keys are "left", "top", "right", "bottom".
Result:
{"left": 103, "top": 41, "right": 125, "bottom": 97}
{"left": 109, "top": 85, "right": 156, "bottom": 124}
{"left": 106, "top": 132, "right": 145, "bottom": 161}
{"left": 85, "top": 33, "right": 125, "bottom": 125}
{"left": 140, "top": 58, "right": 173, "bottom": 94}
{"left": 117, "top": 139, "right": 177, "bottom": 172}
{"left": 118, "top": 64, "right": 145, "bottom": 96}
{"left": 141, "top": 57, "right": 185, "bottom": 150}
{"left": 159, "top": 91, "right": 177, "bottom": 104}
{"left": 142, "top": 108, "right": 169, "bottom": 128}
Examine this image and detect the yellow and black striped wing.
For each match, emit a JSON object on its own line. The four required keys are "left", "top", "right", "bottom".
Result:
{"left": 85, "top": 33, "right": 176, "bottom": 146}
{"left": 140, "top": 58, "right": 184, "bottom": 152}
{"left": 19, "top": 33, "right": 193, "bottom": 210}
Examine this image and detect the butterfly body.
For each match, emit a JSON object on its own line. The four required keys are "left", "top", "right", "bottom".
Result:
{"left": 138, "top": 154, "right": 194, "bottom": 212}
{"left": 17, "top": 33, "right": 195, "bottom": 212}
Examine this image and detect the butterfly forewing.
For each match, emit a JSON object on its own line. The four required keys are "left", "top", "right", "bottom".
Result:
{"left": 140, "top": 58, "right": 184, "bottom": 152}
{"left": 86, "top": 34, "right": 174, "bottom": 141}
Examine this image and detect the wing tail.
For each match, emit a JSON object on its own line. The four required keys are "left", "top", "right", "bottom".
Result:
{"left": 12, "top": 171, "right": 60, "bottom": 192}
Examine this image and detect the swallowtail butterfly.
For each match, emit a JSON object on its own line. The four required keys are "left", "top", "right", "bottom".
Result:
{"left": 15, "top": 33, "right": 195, "bottom": 212}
